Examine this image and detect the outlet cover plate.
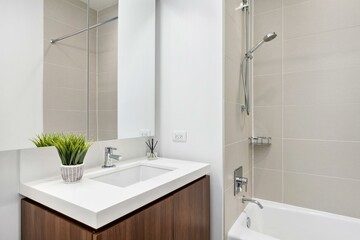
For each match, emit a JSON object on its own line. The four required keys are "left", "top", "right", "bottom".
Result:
{"left": 173, "top": 130, "right": 187, "bottom": 142}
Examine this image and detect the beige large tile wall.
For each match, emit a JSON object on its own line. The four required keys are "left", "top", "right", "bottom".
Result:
{"left": 253, "top": 0, "right": 360, "bottom": 218}
{"left": 223, "top": 0, "right": 252, "bottom": 237}
{"left": 44, "top": 0, "right": 97, "bottom": 139}
{"left": 97, "top": 5, "right": 118, "bottom": 141}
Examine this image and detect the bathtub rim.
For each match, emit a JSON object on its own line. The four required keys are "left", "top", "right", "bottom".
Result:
{"left": 252, "top": 198, "right": 360, "bottom": 224}
{"left": 228, "top": 198, "right": 360, "bottom": 240}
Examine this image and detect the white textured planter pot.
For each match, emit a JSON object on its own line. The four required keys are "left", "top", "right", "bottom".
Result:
{"left": 60, "top": 163, "right": 84, "bottom": 183}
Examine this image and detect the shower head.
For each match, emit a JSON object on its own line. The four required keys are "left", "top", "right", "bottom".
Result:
{"left": 263, "top": 32, "right": 277, "bottom": 42}
{"left": 246, "top": 32, "right": 277, "bottom": 58}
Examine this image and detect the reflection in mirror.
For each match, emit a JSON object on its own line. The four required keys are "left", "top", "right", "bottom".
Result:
{"left": 44, "top": 0, "right": 119, "bottom": 141}
{"left": 89, "top": 1, "right": 119, "bottom": 141}
{"left": 0, "top": 0, "right": 154, "bottom": 151}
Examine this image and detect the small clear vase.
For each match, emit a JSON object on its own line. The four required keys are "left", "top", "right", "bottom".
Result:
{"left": 147, "top": 152, "right": 158, "bottom": 160}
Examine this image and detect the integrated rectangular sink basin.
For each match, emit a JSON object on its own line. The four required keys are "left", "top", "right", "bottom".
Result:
{"left": 91, "top": 165, "right": 173, "bottom": 188}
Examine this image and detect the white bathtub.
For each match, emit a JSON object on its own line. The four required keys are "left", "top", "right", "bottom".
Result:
{"left": 228, "top": 199, "right": 360, "bottom": 240}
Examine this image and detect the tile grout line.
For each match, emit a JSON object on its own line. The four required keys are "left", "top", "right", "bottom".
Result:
{"left": 254, "top": 0, "right": 313, "bottom": 17}
{"left": 254, "top": 167, "right": 360, "bottom": 183}
{"left": 283, "top": 170, "right": 360, "bottom": 183}
{"left": 283, "top": 138, "right": 360, "bottom": 144}
{"left": 255, "top": 102, "right": 360, "bottom": 108}
{"left": 254, "top": 167, "right": 283, "bottom": 173}
{"left": 283, "top": 23, "right": 360, "bottom": 42}
{"left": 254, "top": 64, "right": 360, "bottom": 77}
{"left": 224, "top": 139, "right": 249, "bottom": 148}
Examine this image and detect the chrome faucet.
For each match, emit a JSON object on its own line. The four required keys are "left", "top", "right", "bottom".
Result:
{"left": 235, "top": 176, "right": 248, "bottom": 194}
{"left": 242, "top": 197, "right": 264, "bottom": 209}
{"left": 234, "top": 166, "right": 248, "bottom": 195}
{"left": 103, "top": 147, "right": 122, "bottom": 168}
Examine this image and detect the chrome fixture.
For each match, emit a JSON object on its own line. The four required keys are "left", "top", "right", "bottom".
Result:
{"left": 50, "top": 16, "right": 118, "bottom": 44}
{"left": 103, "top": 147, "right": 122, "bottom": 168}
{"left": 235, "top": 0, "right": 249, "bottom": 11}
{"left": 241, "top": 31, "right": 277, "bottom": 115}
{"left": 234, "top": 167, "right": 248, "bottom": 195}
{"left": 242, "top": 197, "right": 264, "bottom": 209}
{"left": 240, "top": 0, "right": 251, "bottom": 115}
{"left": 246, "top": 216, "right": 251, "bottom": 228}
{"left": 236, "top": 0, "right": 278, "bottom": 115}
{"left": 245, "top": 32, "right": 277, "bottom": 59}
{"left": 249, "top": 136, "right": 272, "bottom": 145}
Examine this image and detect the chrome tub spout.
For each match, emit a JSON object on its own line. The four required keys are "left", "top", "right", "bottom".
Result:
{"left": 242, "top": 197, "right": 264, "bottom": 209}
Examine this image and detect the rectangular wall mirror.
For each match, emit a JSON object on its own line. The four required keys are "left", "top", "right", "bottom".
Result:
{"left": 0, "top": 0, "right": 155, "bottom": 151}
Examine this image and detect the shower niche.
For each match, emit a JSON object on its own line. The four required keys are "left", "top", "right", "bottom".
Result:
{"left": 44, "top": 0, "right": 155, "bottom": 141}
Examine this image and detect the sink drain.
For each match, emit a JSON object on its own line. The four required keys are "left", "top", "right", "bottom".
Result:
{"left": 246, "top": 216, "right": 251, "bottom": 228}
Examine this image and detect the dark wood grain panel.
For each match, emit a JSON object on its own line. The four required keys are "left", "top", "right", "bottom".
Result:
{"left": 143, "top": 196, "right": 173, "bottom": 240}
{"left": 21, "top": 199, "right": 93, "bottom": 240}
{"left": 94, "top": 197, "right": 173, "bottom": 240}
{"left": 173, "top": 176, "right": 210, "bottom": 240}
{"left": 94, "top": 212, "right": 142, "bottom": 240}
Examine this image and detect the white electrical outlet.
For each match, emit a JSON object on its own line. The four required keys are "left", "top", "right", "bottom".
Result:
{"left": 139, "top": 129, "right": 151, "bottom": 137}
{"left": 173, "top": 130, "right": 187, "bottom": 142}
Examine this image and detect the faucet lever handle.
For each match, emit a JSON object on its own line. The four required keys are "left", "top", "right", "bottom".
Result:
{"left": 236, "top": 177, "right": 248, "bottom": 192}
{"left": 105, "top": 147, "right": 117, "bottom": 154}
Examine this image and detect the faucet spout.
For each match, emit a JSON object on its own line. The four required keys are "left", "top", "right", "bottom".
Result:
{"left": 109, "top": 154, "right": 121, "bottom": 160}
{"left": 103, "top": 147, "right": 122, "bottom": 168}
{"left": 242, "top": 197, "right": 264, "bottom": 209}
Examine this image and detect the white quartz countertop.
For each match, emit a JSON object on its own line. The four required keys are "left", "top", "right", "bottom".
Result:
{"left": 19, "top": 158, "right": 210, "bottom": 229}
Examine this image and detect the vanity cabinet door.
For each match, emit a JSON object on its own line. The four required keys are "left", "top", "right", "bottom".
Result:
{"left": 142, "top": 196, "right": 173, "bottom": 240}
{"left": 21, "top": 199, "right": 93, "bottom": 240}
{"left": 94, "top": 196, "right": 173, "bottom": 240}
{"left": 94, "top": 212, "right": 143, "bottom": 240}
{"left": 173, "top": 176, "right": 210, "bottom": 240}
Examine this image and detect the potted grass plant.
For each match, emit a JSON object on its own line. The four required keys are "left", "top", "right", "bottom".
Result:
{"left": 31, "top": 133, "right": 92, "bottom": 183}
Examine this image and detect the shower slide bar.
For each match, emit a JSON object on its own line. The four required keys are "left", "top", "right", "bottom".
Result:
{"left": 50, "top": 16, "right": 118, "bottom": 44}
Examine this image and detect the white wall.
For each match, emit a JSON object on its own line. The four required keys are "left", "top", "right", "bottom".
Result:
{"left": 0, "top": 151, "right": 21, "bottom": 240}
{"left": 0, "top": 2, "right": 43, "bottom": 236}
{"left": 156, "top": 0, "right": 224, "bottom": 239}
{"left": 0, "top": 0, "right": 43, "bottom": 151}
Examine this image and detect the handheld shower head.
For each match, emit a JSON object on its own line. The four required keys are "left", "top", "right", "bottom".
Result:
{"left": 246, "top": 32, "right": 277, "bottom": 58}
{"left": 263, "top": 32, "right": 277, "bottom": 42}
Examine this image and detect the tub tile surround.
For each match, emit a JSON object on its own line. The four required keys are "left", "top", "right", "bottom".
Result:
{"left": 253, "top": 0, "right": 360, "bottom": 218}
{"left": 283, "top": 172, "right": 360, "bottom": 219}
{"left": 224, "top": 0, "right": 252, "bottom": 237}
{"left": 254, "top": 168, "right": 282, "bottom": 202}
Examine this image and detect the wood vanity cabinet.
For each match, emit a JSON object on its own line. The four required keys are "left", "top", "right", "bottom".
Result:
{"left": 22, "top": 176, "right": 210, "bottom": 240}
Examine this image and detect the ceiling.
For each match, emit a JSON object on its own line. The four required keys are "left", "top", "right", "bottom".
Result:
{"left": 80, "top": 0, "right": 118, "bottom": 11}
